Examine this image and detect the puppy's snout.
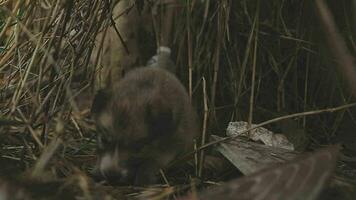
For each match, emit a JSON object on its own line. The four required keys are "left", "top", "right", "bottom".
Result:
{"left": 101, "top": 168, "right": 127, "bottom": 184}
{"left": 98, "top": 153, "right": 128, "bottom": 183}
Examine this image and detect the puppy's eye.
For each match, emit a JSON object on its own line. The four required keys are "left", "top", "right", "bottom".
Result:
{"left": 96, "top": 135, "right": 104, "bottom": 150}
{"left": 97, "top": 135, "right": 113, "bottom": 151}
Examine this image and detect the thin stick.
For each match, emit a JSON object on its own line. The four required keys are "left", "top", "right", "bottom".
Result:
{"left": 170, "top": 102, "right": 356, "bottom": 165}
{"left": 303, "top": 50, "right": 311, "bottom": 127}
{"left": 210, "top": 4, "right": 224, "bottom": 122}
{"left": 159, "top": 169, "right": 178, "bottom": 199}
{"left": 11, "top": 29, "right": 42, "bottom": 113}
{"left": 159, "top": 169, "right": 170, "bottom": 186}
{"left": 0, "top": 1, "right": 21, "bottom": 39}
{"left": 234, "top": 9, "right": 257, "bottom": 116}
{"left": 187, "top": 0, "right": 193, "bottom": 99}
{"left": 201, "top": 102, "right": 356, "bottom": 151}
{"left": 248, "top": 1, "right": 259, "bottom": 133}
{"left": 16, "top": 108, "right": 44, "bottom": 148}
{"left": 198, "top": 77, "right": 208, "bottom": 177}
{"left": 31, "top": 137, "right": 62, "bottom": 178}
{"left": 194, "top": 139, "right": 198, "bottom": 177}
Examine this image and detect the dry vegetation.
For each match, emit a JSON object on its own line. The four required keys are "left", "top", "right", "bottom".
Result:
{"left": 0, "top": 0, "right": 355, "bottom": 199}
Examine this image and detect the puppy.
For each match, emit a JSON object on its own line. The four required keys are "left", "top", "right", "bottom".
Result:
{"left": 92, "top": 62, "right": 198, "bottom": 185}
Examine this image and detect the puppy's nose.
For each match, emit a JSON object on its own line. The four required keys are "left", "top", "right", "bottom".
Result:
{"left": 101, "top": 168, "right": 128, "bottom": 184}
{"left": 98, "top": 153, "right": 128, "bottom": 184}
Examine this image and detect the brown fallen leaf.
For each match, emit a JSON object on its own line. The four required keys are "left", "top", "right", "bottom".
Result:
{"left": 181, "top": 145, "right": 340, "bottom": 200}
{"left": 212, "top": 135, "right": 298, "bottom": 175}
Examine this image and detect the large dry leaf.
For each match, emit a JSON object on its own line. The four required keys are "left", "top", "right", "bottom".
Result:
{"left": 182, "top": 145, "right": 340, "bottom": 200}
{"left": 212, "top": 135, "right": 298, "bottom": 175}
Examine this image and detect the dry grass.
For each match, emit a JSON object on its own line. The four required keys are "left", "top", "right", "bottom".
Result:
{"left": 0, "top": 0, "right": 355, "bottom": 199}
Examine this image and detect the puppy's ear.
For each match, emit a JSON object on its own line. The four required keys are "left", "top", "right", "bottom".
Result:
{"left": 91, "top": 89, "right": 111, "bottom": 116}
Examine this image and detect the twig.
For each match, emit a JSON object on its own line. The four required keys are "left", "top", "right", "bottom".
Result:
{"left": 31, "top": 137, "right": 62, "bottom": 178}
{"left": 170, "top": 102, "right": 356, "bottom": 165}
{"left": 248, "top": 1, "right": 259, "bottom": 133}
{"left": 201, "top": 102, "right": 356, "bottom": 151}
{"left": 198, "top": 77, "right": 208, "bottom": 177}
{"left": 16, "top": 108, "right": 44, "bottom": 148}
{"left": 186, "top": 0, "right": 193, "bottom": 99}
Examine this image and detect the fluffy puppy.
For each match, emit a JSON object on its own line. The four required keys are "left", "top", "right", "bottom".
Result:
{"left": 92, "top": 65, "right": 198, "bottom": 185}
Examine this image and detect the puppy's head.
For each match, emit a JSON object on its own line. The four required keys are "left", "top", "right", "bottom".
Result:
{"left": 91, "top": 90, "right": 160, "bottom": 185}
{"left": 91, "top": 89, "right": 127, "bottom": 183}
{"left": 94, "top": 129, "right": 163, "bottom": 185}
